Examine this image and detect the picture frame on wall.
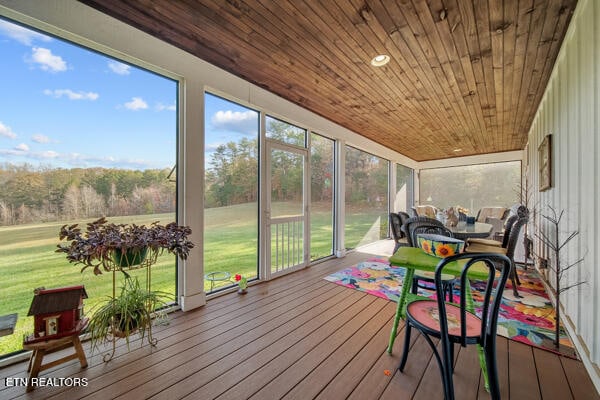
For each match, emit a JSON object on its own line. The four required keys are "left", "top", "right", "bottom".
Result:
{"left": 538, "top": 134, "right": 552, "bottom": 191}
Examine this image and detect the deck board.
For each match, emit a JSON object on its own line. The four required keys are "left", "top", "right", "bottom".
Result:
{"left": 281, "top": 303, "right": 396, "bottom": 400}
{"left": 180, "top": 292, "right": 374, "bottom": 399}
{"left": 508, "top": 340, "right": 542, "bottom": 399}
{"left": 561, "top": 356, "right": 599, "bottom": 399}
{"left": 378, "top": 334, "right": 434, "bottom": 400}
{"left": 1, "top": 246, "right": 598, "bottom": 399}
{"left": 314, "top": 316, "right": 397, "bottom": 400}
{"left": 452, "top": 344, "right": 482, "bottom": 398}
{"left": 411, "top": 340, "right": 452, "bottom": 400}
{"left": 247, "top": 299, "right": 388, "bottom": 400}
{"left": 534, "top": 347, "right": 574, "bottom": 400}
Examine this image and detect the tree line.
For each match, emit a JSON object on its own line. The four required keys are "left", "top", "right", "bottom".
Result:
{"left": 204, "top": 125, "right": 389, "bottom": 211}
{"left": 1, "top": 123, "right": 399, "bottom": 226}
{"left": 419, "top": 162, "right": 521, "bottom": 212}
{"left": 0, "top": 164, "right": 175, "bottom": 226}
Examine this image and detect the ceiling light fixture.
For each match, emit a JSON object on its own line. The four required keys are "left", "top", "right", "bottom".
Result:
{"left": 370, "top": 54, "right": 390, "bottom": 67}
{"left": 453, "top": 148, "right": 462, "bottom": 152}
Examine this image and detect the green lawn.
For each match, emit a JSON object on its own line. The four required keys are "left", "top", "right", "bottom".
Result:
{"left": 0, "top": 214, "right": 177, "bottom": 355}
{"left": 0, "top": 204, "right": 385, "bottom": 355}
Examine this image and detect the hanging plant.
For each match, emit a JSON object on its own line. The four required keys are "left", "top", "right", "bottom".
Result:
{"left": 56, "top": 217, "right": 194, "bottom": 275}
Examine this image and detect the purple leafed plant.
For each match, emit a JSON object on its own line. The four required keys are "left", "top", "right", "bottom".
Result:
{"left": 56, "top": 217, "right": 194, "bottom": 275}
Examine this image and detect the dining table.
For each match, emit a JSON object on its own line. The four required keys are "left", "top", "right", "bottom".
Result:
{"left": 387, "top": 246, "right": 493, "bottom": 388}
{"left": 447, "top": 221, "right": 493, "bottom": 240}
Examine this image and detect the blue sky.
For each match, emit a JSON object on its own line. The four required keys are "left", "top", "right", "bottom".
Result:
{"left": 204, "top": 93, "right": 259, "bottom": 156}
{"left": 0, "top": 18, "right": 179, "bottom": 170}
{"left": 0, "top": 18, "right": 260, "bottom": 171}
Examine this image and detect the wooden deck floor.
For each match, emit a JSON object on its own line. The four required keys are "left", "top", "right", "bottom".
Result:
{"left": 1, "top": 245, "right": 598, "bottom": 399}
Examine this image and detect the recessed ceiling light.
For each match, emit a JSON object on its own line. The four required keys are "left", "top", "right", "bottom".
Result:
{"left": 453, "top": 148, "right": 462, "bottom": 152}
{"left": 370, "top": 54, "right": 390, "bottom": 67}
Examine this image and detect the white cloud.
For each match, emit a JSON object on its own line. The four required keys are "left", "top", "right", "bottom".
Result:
{"left": 155, "top": 102, "right": 176, "bottom": 111}
{"left": 32, "top": 134, "right": 51, "bottom": 143}
{"left": 0, "top": 149, "right": 21, "bottom": 156}
{"left": 0, "top": 148, "right": 153, "bottom": 169}
{"left": 124, "top": 97, "right": 148, "bottom": 111}
{"left": 211, "top": 110, "right": 258, "bottom": 135}
{"left": 43, "top": 89, "right": 99, "bottom": 101}
{"left": 41, "top": 150, "right": 59, "bottom": 159}
{"left": 64, "top": 152, "right": 152, "bottom": 168}
{"left": 205, "top": 142, "right": 225, "bottom": 152}
{"left": 0, "top": 121, "right": 17, "bottom": 139}
{"left": 0, "top": 20, "right": 52, "bottom": 46}
{"left": 108, "top": 61, "right": 131, "bottom": 75}
{"left": 30, "top": 47, "right": 67, "bottom": 72}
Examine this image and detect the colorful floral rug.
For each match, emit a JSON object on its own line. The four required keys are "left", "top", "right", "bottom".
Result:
{"left": 324, "top": 257, "right": 577, "bottom": 358}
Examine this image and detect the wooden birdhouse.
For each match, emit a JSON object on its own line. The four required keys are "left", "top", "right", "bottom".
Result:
{"left": 25, "top": 285, "right": 88, "bottom": 344}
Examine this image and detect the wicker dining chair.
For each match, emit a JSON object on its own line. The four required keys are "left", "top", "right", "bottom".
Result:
{"left": 466, "top": 215, "right": 529, "bottom": 298}
{"left": 389, "top": 213, "right": 406, "bottom": 253}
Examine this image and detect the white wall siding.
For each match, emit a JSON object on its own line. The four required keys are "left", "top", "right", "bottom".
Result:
{"left": 527, "top": 0, "right": 600, "bottom": 390}
{"left": 579, "top": 7, "right": 594, "bottom": 343}
{"left": 594, "top": 0, "right": 600, "bottom": 368}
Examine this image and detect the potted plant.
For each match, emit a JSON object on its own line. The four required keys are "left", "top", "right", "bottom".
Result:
{"left": 234, "top": 274, "right": 248, "bottom": 294}
{"left": 85, "top": 276, "right": 170, "bottom": 351}
{"left": 56, "top": 217, "right": 194, "bottom": 359}
{"left": 56, "top": 217, "right": 194, "bottom": 276}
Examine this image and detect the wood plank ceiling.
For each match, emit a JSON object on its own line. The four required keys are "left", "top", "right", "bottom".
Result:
{"left": 79, "top": 0, "right": 576, "bottom": 161}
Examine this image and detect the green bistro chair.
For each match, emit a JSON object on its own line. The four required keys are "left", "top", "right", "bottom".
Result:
{"left": 405, "top": 219, "right": 458, "bottom": 303}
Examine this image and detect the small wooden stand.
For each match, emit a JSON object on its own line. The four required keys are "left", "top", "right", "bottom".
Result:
{"left": 22, "top": 333, "right": 87, "bottom": 392}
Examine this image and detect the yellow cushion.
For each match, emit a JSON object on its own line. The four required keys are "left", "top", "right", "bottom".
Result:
{"left": 467, "top": 238, "right": 502, "bottom": 247}
{"left": 465, "top": 243, "right": 507, "bottom": 254}
{"left": 414, "top": 270, "right": 456, "bottom": 282}
{"left": 477, "top": 207, "right": 507, "bottom": 222}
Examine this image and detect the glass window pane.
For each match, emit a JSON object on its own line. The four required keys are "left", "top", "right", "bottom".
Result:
{"left": 204, "top": 93, "right": 259, "bottom": 292}
{"left": 395, "top": 164, "right": 413, "bottom": 213}
{"left": 419, "top": 161, "right": 521, "bottom": 215}
{"left": 266, "top": 115, "right": 306, "bottom": 147}
{"left": 310, "top": 133, "right": 334, "bottom": 261}
{"left": 270, "top": 149, "right": 304, "bottom": 218}
{"left": 269, "top": 147, "right": 305, "bottom": 273}
{"left": 0, "top": 18, "right": 177, "bottom": 355}
{"left": 344, "top": 146, "right": 389, "bottom": 249}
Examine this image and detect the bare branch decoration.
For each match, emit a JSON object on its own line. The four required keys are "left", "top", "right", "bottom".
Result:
{"left": 533, "top": 206, "right": 586, "bottom": 349}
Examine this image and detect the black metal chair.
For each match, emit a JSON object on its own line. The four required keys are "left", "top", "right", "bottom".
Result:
{"left": 398, "top": 252, "right": 512, "bottom": 400}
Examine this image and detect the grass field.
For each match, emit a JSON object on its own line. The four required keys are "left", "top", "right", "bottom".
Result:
{"left": 0, "top": 214, "right": 178, "bottom": 355}
{"left": 0, "top": 203, "right": 386, "bottom": 355}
